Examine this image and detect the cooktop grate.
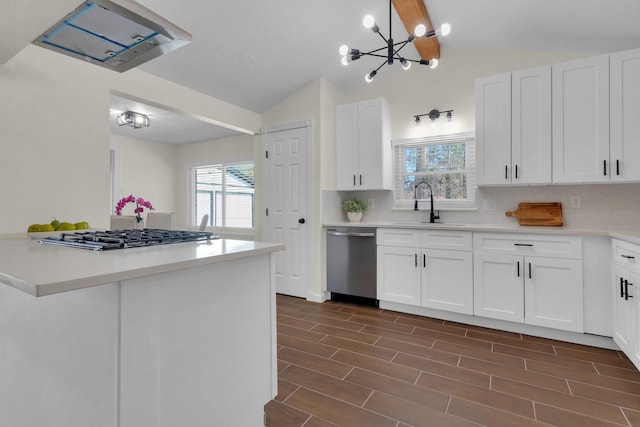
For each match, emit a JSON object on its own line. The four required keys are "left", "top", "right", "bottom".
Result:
{"left": 39, "top": 229, "right": 218, "bottom": 251}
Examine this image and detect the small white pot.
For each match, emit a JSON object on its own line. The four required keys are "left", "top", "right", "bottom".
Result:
{"left": 347, "top": 212, "right": 363, "bottom": 222}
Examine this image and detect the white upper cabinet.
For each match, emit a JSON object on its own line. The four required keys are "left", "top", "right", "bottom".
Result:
{"left": 336, "top": 98, "right": 391, "bottom": 191}
{"left": 512, "top": 66, "right": 552, "bottom": 184}
{"left": 610, "top": 48, "right": 640, "bottom": 182}
{"left": 476, "top": 67, "right": 552, "bottom": 185}
{"left": 552, "top": 55, "right": 610, "bottom": 183}
{"left": 475, "top": 73, "right": 511, "bottom": 185}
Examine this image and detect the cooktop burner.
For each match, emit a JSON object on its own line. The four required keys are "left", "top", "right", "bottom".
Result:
{"left": 39, "top": 229, "right": 219, "bottom": 251}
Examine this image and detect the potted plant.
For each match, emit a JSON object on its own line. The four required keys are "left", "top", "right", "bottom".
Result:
{"left": 342, "top": 198, "right": 368, "bottom": 222}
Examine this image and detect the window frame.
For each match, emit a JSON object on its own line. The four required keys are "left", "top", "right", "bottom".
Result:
{"left": 393, "top": 132, "right": 476, "bottom": 210}
{"left": 190, "top": 161, "right": 255, "bottom": 230}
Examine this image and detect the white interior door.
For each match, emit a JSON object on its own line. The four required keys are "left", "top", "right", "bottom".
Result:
{"left": 263, "top": 124, "right": 310, "bottom": 298}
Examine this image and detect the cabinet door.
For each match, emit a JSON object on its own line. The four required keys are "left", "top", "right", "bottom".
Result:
{"left": 475, "top": 73, "right": 512, "bottom": 185}
{"left": 512, "top": 66, "right": 552, "bottom": 184}
{"left": 422, "top": 249, "right": 473, "bottom": 314}
{"left": 473, "top": 253, "right": 523, "bottom": 322}
{"left": 524, "top": 257, "right": 584, "bottom": 332}
{"left": 336, "top": 102, "right": 359, "bottom": 190}
{"left": 613, "top": 266, "right": 636, "bottom": 356}
{"left": 552, "top": 55, "right": 610, "bottom": 183}
{"left": 377, "top": 246, "right": 421, "bottom": 305}
{"left": 610, "top": 48, "right": 640, "bottom": 182}
{"left": 358, "top": 98, "right": 391, "bottom": 190}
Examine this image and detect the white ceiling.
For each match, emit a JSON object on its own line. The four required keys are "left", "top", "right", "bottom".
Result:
{"left": 134, "top": 0, "right": 640, "bottom": 113}
{"left": 4, "top": 0, "right": 640, "bottom": 144}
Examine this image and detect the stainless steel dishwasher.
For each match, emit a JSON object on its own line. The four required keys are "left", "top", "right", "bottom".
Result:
{"left": 326, "top": 227, "right": 378, "bottom": 307}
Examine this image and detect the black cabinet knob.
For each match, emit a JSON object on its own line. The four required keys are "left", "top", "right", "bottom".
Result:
{"left": 298, "top": 218, "right": 306, "bottom": 224}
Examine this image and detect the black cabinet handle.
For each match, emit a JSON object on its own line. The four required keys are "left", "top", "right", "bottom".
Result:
{"left": 505, "top": 165, "right": 508, "bottom": 180}
{"left": 415, "top": 253, "right": 418, "bottom": 267}
{"left": 621, "top": 277, "right": 625, "bottom": 298}
{"left": 604, "top": 160, "right": 607, "bottom": 176}
{"left": 360, "top": 174, "right": 363, "bottom": 186}
{"left": 617, "top": 159, "right": 620, "bottom": 176}
{"left": 515, "top": 164, "right": 518, "bottom": 180}
{"left": 423, "top": 253, "right": 426, "bottom": 268}
{"left": 625, "top": 280, "right": 633, "bottom": 300}
{"left": 517, "top": 261, "right": 520, "bottom": 277}
{"left": 353, "top": 174, "right": 356, "bottom": 186}
{"left": 622, "top": 254, "right": 635, "bottom": 259}
{"left": 528, "top": 262, "right": 532, "bottom": 279}
{"left": 514, "top": 243, "right": 534, "bottom": 247}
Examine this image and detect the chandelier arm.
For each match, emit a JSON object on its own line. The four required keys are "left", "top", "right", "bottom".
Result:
{"left": 360, "top": 52, "right": 391, "bottom": 59}
{"left": 391, "top": 40, "right": 411, "bottom": 58}
{"left": 360, "top": 45, "right": 390, "bottom": 56}
{"left": 375, "top": 31, "right": 389, "bottom": 45}
{"left": 374, "top": 60, "right": 387, "bottom": 74}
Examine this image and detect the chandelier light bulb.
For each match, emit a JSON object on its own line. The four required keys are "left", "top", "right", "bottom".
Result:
{"left": 413, "top": 24, "right": 426, "bottom": 38}
{"left": 401, "top": 59, "right": 411, "bottom": 70}
{"left": 341, "top": 56, "right": 349, "bottom": 66}
{"left": 429, "top": 58, "right": 439, "bottom": 69}
{"left": 362, "top": 15, "right": 375, "bottom": 29}
{"left": 438, "top": 23, "right": 451, "bottom": 37}
{"left": 365, "top": 70, "right": 377, "bottom": 83}
{"left": 339, "top": 44, "right": 349, "bottom": 56}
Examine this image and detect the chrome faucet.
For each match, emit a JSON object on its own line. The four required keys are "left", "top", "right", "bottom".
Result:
{"left": 414, "top": 181, "right": 440, "bottom": 223}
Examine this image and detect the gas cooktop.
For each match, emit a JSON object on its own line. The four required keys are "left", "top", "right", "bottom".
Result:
{"left": 38, "top": 229, "right": 219, "bottom": 251}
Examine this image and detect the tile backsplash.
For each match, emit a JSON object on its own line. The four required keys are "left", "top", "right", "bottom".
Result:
{"left": 324, "top": 183, "right": 640, "bottom": 231}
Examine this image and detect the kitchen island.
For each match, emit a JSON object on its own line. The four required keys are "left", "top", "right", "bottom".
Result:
{"left": 0, "top": 235, "right": 284, "bottom": 427}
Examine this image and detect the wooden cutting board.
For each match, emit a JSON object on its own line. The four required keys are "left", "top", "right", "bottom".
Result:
{"left": 505, "top": 203, "right": 563, "bottom": 226}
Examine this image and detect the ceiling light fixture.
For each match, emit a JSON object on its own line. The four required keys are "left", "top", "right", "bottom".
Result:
{"left": 414, "top": 109, "right": 453, "bottom": 126}
{"left": 339, "top": 0, "right": 450, "bottom": 83}
{"left": 117, "top": 111, "right": 150, "bottom": 129}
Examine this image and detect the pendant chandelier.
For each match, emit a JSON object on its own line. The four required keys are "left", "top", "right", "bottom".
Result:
{"left": 339, "top": 0, "right": 450, "bottom": 82}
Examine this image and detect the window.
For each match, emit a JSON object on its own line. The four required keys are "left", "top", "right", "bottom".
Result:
{"left": 393, "top": 132, "right": 475, "bottom": 209}
{"left": 192, "top": 162, "right": 255, "bottom": 228}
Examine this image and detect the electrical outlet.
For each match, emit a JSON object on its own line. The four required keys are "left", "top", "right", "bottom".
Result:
{"left": 484, "top": 199, "right": 497, "bottom": 211}
{"left": 367, "top": 199, "right": 374, "bottom": 209}
{"left": 571, "top": 196, "right": 581, "bottom": 209}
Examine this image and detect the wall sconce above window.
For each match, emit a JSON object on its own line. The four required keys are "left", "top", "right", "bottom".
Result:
{"left": 117, "top": 111, "right": 150, "bottom": 129}
{"left": 414, "top": 109, "right": 453, "bottom": 126}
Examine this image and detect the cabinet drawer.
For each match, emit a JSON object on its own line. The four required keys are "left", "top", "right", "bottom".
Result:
{"left": 473, "top": 233, "right": 582, "bottom": 259}
{"left": 377, "top": 228, "right": 421, "bottom": 247}
{"left": 421, "top": 230, "right": 472, "bottom": 251}
{"left": 612, "top": 239, "right": 640, "bottom": 272}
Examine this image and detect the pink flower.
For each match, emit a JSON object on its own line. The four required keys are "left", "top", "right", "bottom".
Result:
{"left": 115, "top": 195, "right": 154, "bottom": 222}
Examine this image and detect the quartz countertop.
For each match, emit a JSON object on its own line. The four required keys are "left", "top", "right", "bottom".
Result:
{"left": 0, "top": 238, "right": 285, "bottom": 297}
{"left": 324, "top": 221, "right": 640, "bottom": 244}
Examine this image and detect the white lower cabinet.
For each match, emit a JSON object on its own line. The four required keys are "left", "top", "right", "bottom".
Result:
{"left": 377, "top": 245, "right": 422, "bottom": 305}
{"left": 612, "top": 239, "right": 640, "bottom": 369}
{"left": 473, "top": 233, "right": 584, "bottom": 333}
{"left": 422, "top": 249, "right": 473, "bottom": 314}
{"left": 377, "top": 228, "right": 473, "bottom": 314}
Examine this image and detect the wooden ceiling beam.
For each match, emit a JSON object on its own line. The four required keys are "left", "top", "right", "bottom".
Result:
{"left": 392, "top": 0, "right": 440, "bottom": 60}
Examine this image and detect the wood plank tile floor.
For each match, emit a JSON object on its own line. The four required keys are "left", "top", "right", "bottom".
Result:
{"left": 265, "top": 294, "right": 640, "bottom": 427}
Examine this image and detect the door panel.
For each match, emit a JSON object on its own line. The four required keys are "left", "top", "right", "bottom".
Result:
{"left": 265, "top": 126, "right": 309, "bottom": 298}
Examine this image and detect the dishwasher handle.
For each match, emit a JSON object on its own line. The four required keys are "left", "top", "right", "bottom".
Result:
{"left": 327, "top": 230, "right": 375, "bottom": 238}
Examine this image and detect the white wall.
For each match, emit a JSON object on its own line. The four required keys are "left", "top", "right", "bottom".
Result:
{"left": 0, "top": 44, "right": 260, "bottom": 233}
{"left": 110, "top": 134, "right": 178, "bottom": 217}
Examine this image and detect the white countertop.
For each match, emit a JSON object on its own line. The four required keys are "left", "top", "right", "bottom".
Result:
{"left": 324, "top": 221, "right": 640, "bottom": 244}
{"left": 0, "top": 237, "right": 285, "bottom": 297}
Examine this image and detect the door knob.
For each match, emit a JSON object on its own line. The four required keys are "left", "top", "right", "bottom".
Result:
{"left": 298, "top": 218, "right": 306, "bottom": 224}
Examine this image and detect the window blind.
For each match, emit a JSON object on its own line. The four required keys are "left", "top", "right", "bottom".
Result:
{"left": 393, "top": 132, "right": 476, "bottom": 210}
